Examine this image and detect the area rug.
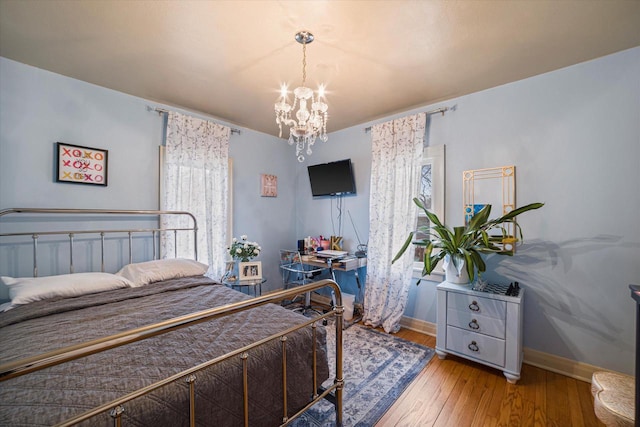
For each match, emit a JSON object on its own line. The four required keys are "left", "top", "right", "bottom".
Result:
{"left": 292, "top": 322, "right": 435, "bottom": 427}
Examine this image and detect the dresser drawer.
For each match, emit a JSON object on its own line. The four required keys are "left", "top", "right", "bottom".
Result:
{"left": 447, "top": 291, "right": 506, "bottom": 320}
{"left": 446, "top": 308, "right": 506, "bottom": 339}
{"left": 446, "top": 326, "right": 506, "bottom": 367}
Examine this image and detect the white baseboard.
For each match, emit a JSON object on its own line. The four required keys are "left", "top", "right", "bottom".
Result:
{"left": 522, "top": 348, "right": 602, "bottom": 383}
{"left": 400, "top": 316, "right": 605, "bottom": 383}
{"left": 400, "top": 316, "right": 437, "bottom": 337}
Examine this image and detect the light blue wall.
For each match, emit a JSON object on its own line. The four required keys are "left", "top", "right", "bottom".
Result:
{"left": 446, "top": 47, "right": 639, "bottom": 375}
{"left": 0, "top": 57, "right": 161, "bottom": 210}
{"left": 0, "top": 57, "right": 296, "bottom": 294}
{"left": 294, "top": 47, "right": 640, "bottom": 374}
{"left": 228, "top": 127, "right": 297, "bottom": 293}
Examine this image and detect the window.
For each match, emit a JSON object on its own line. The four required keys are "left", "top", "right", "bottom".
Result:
{"left": 159, "top": 146, "right": 233, "bottom": 263}
{"left": 413, "top": 144, "right": 445, "bottom": 279}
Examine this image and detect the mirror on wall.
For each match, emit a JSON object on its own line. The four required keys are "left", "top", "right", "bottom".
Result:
{"left": 463, "top": 165, "right": 517, "bottom": 252}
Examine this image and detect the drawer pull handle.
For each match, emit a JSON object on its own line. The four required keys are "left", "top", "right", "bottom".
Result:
{"left": 468, "top": 341, "right": 479, "bottom": 352}
{"left": 468, "top": 301, "right": 480, "bottom": 311}
{"left": 468, "top": 319, "right": 480, "bottom": 330}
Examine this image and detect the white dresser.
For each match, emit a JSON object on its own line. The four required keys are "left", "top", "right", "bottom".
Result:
{"left": 436, "top": 280, "right": 524, "bottom": 383}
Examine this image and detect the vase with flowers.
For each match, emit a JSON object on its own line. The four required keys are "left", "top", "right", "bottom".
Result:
{"left": 228, "top": 235, "right": 261, "bottom": 262}
{"left": 223, "top": 235, "right": 261, "bottom": 282}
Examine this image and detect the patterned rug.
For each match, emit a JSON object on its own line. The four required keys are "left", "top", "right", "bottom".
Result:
{"left": 292, "top": 322, "right": 435, "bottom": 427}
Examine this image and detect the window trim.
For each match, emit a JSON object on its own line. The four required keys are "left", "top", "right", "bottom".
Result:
{"left": 413, "top": 144, "right": 445, "bottom": 280}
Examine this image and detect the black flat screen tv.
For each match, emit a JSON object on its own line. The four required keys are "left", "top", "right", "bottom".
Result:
{"left": 307, "top": 159, "right": 357, "bottom": 197}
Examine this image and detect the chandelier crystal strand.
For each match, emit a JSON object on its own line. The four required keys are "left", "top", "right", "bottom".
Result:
{"left": 274, "top": 31, "right": 328, "bottom": 162}
{"left": 302, "top": 41, "right": 306, "bottom": 86}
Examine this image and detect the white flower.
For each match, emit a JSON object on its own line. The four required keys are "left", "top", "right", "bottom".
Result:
{"left": 229, "top": 235, "right": 261, "bottom": 260}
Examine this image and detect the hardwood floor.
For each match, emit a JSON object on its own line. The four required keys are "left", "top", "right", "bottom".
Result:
{"left": 375, "top": 328, "right": 605, "bottom": 427}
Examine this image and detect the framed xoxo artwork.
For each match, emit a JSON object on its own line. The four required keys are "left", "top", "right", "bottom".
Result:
{"left": 56, "top": 142, "right": 108, "bottom": 186}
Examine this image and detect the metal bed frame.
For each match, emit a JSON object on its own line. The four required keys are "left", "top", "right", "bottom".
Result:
{"left": 0, "top": 208, "right": 199, "bottom": 277}
{"left": 0, "top": 208, "right": 344, "bottom": 426}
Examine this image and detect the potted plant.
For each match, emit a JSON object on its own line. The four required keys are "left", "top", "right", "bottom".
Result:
{"left": 393, "top": 196, "right": 544, "bottom": 284}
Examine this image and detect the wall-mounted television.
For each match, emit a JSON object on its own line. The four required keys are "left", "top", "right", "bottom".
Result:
{"left": 307, "top": 159, "right": 357, "bottom": 197}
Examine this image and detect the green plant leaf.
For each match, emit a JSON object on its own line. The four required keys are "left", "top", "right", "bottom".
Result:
{"left": 392, "top": 231, "right": 415, "bottom": 264}
{"left": 470, "top": 250, "right": 486, "bottom": 273}
{"left": 413, "top": 196, "right": 427, "bottom": 212}
{"left": 453, "top": 226, "right": 466, "bottom": 246}
{"left": 458, "top": 248, "right": 475, "bottom": 281}
{"left": 468, "top": 204, "right": 492, "bottom": 231}
{"left": 489, "top": 202, "right": 545, "bottom": 225}
{"left": 424, "top": 210, "right": 444, "bottom": 229}
{"left": 423, "top": 241, "right": 434, "bottom": 271}
{"left": 480, "top": 230, "right": 490, "bottom": 247}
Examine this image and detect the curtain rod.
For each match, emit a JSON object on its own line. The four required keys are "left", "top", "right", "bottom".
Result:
{"left": 363, "top": 106, "right": 449, "bottom": 133}
{"left": 147, "top": 106, "right": 241, "bottom": 135}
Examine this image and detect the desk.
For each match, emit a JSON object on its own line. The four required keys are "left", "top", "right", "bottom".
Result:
{"left": 301, "top": 255, "right": 366, "bottom": 327}
{"left": 222, "top": 278, "right": 265, "bottom": 297}
{"left": 301, "top": 254, "right": 366, "bottom": 272}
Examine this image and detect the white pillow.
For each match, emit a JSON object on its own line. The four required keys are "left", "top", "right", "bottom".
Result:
{"left": 1, "top": 272, "right": 133, "bottom": 306}
{"left": 115, "top": 258, "right": 209, "bottom": 287}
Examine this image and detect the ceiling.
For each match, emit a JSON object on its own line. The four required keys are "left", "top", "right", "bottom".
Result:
{"left": 1, "top": 1, "right": 639, "bottom": 137}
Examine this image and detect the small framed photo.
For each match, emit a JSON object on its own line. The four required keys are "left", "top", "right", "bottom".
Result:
{"left": 239, "top": 261, "right": 262, "bottom": 281}
{"left": 56, "top": 142, "right": 108, "bottom": 186}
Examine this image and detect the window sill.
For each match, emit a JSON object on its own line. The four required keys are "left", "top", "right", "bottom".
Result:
{"left": 412, "top": 268, "right": 444, "bottom": 282}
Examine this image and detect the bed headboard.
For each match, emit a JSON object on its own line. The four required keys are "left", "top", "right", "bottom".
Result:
{"left": 0, "top": 208, "right": 198, "bottom": 279}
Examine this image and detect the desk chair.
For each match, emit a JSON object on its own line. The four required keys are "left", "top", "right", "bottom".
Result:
{"left": 279, "top": 249, "right": 328, "bottom": 317}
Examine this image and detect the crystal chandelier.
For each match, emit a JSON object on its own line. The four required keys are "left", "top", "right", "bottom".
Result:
{"left": 275, "top": 31, "right": 328, "bottom": 162}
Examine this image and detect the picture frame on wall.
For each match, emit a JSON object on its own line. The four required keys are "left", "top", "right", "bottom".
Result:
{"left": 239, "top": 261, "right": 262, "bottom": 281}
{"left": 260, "top": 173, "right": 277, "bottom": 197}
{"left": 56, "top": 142, "right": 108, "bottom": 186}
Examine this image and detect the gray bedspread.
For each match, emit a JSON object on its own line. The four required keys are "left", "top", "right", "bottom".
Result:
{"left": 0, "top": 276, "right": 329, "bottom": 426}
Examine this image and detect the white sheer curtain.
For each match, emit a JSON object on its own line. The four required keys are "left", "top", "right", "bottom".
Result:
{"left": 364, "top": 112, "right": 426, "bottom": 333}
{"left": 161, "top": 111, "right": 230, "bottom": 280}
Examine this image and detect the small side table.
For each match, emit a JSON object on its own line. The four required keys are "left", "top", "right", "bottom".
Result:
{"left": 436, "top": 280, "right": 524, "bottom": 384}
{"left": 222, "top": 278, "right": 265, "bottom": 297}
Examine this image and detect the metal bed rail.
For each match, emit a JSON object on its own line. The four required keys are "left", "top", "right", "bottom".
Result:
{"left": 0, "top": 208, "right": 198, "bottom": 276}
{"left": 0, "top": 280, "right": 344, "bottom": 427}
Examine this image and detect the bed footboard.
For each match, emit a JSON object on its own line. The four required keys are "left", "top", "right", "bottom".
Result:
{"left": 0, "top": 280, "right": 344, "bottom": 427}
